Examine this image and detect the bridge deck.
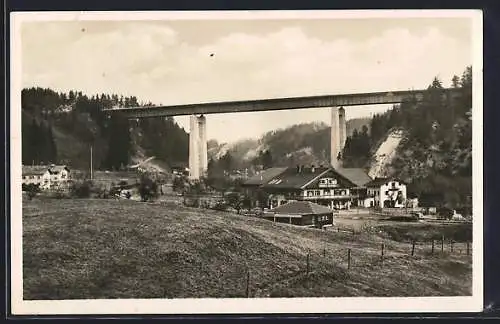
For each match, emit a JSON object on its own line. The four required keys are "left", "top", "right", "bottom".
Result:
{"left": 104, "top": 88, "right": 459, "bottom": 118}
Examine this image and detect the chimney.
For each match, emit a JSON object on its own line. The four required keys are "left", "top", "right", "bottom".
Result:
{"left": 311, "top": 164, "right": 316, "bottom": 173}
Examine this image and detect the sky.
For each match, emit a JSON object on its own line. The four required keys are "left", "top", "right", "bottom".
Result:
{"left": 20, "top": 14, "right": 473, "bottom": 143}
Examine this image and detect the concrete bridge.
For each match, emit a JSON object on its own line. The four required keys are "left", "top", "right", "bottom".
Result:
{"left": 104, "top": 88, "right": 460, "bottom": 180}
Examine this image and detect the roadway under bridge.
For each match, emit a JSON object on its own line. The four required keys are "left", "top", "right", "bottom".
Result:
{"left": 104, "top": 88, "right": 459, "bottom": 180}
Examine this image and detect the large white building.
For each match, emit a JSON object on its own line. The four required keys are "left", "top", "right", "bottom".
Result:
{"left": 363, "top": 178, "right": 407, "bottom": 208}
{"left": 22, "top": 165, "right": 71, "bottom": 190}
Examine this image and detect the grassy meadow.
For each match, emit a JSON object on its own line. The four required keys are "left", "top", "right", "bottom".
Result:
{"left": 22, "top": 198, "right": 472, "bottom": 299}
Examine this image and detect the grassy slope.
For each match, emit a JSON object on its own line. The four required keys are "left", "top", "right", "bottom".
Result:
{"left": 23, "top": 199, "right": 472, "bottom": 300}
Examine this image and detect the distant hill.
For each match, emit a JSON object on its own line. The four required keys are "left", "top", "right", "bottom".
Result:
{"left": 207, "top": 117, "right": 371, "bottom": 171}
{"left": 21, "top": 87, "right": 188, "bottom": 172}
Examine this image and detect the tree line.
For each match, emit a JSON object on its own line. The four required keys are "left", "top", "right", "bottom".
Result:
{"left": 22, "top": 115, "right": 58, "bottom": 165}
{"left": 342, "top": 66, "right": 473, "bottom": 210}
{"left": 21, "top": 87, "right": 189, "bottom": 170}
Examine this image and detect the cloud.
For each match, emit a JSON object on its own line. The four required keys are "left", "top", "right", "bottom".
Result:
{"left": 21, "top": 21, "right": 471, "bottom": 142}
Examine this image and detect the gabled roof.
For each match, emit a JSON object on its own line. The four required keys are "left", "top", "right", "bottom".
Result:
{"left": 270, "top": 200, "right": 333, "bottom": 215}
{"left": 262, "top": 167, "right": 330, "bottom": 190}
{"left": 22, "top": 165, "right": 69, "bottom": 176}
{"left": 365, "top": 177, "right": 405, "bottom": 188}
{"left": 243, "top": 167, "right": 288, "bottom": 186}
{"left": 49, "top": 165, "right": 69, "bottom": 174}
{"left": 335, "top": 168, "right": 372, "bottom": 188}
{"left": 22, "top": 165, "right": 49, "bottom": 176}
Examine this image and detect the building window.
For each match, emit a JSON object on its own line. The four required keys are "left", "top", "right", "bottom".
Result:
{"left": 385, "top": 190, "right": 389, "bottom": 195}
{"left": 315, "top": 190, "right": 320, "bottom": 196}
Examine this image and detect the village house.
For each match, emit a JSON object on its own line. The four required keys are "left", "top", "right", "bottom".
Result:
{"left": 363, "top": 177, "right": 407, "bottom": 208}
{"left": 263, "top": 200, "right": 335, "bottom": 228}
{"left": 243, "top": 165, "right": 371, "bottom": 210}
{"left": 22, "top": 164, "right": 71, "bottom": 190}
{"left": 334, "top": 168, "right": 373, "bottom": 207}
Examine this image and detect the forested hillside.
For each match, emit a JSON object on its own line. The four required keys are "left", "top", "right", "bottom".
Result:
{"left": 207, "top": 118, "right": 371, "bottom": 175}
{"left": 357, "top": 66, "right": 472, "bottom": 209}
{"left": 21, "top": 88, "right": 189, "bottom": 170}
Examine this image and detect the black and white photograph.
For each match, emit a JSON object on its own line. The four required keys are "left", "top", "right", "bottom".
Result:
{"left": 10, "top": 10, "right": 483, "bottom": 315}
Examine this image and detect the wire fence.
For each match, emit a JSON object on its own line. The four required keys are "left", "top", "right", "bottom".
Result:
{"left": 238, "top": 234, "right": 472, "bottom": 297}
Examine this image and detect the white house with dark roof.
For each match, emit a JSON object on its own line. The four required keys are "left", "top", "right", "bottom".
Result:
{"left": 363, "top": 177, "right": 407, "bottom": 208}
{"left": 262, "top": 166, "right": 369, "bottom": 210}
{"left": 242, "top": 165, "right": 374, "bottom": 211}
{"left": 22, "top": 166, "right": 51, "bottom": 189}
{"left": 22, "top": 164, "right": 71, "bottom": 190}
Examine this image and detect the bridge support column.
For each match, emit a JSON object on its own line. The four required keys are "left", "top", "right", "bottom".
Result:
{"left": 331, "top": 106, "right": 346, "bottom": 169}
{"left": 330, "top": 107, "right": 341, "bottom": 169}
{"left": 339, "top": 107, "right": 346, "bottom": 153}
{"left": 198, "top": 115, "right": 208, "bottom": 176}
{"left": 188, "top": 114, "right": 208, "bottom": 180}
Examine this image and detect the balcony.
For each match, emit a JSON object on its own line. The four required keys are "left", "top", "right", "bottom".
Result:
{"left": 302, "top": 194, "right": 352, "bottom": 200}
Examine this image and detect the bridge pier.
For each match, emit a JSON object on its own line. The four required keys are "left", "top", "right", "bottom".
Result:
{"left": 188, "top": 114, "right": 207, "bottom": 180}
{"left": 331, "top": 106, "right": 346, "bottom": 169}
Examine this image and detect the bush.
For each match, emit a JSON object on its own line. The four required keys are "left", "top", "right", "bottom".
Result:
{"left": 172, "top": 176, "right": 186, "bottom": 192}
{"left": 183, "top": 196, "right": 200, "bottom": 208}
{"left": 138, "top": 175, "right": 159, "bottom": 202}
{"left": 225, "top": 192, "right": 243, "bottom": 213}
{"left": 23, "top": 183, "right": 41, "bottom": 200}
{"left": 71, "top": 180, "right": 92, "bottom": 198}
{"left": 212, "top": 200, "right": 228, "bottom": 211}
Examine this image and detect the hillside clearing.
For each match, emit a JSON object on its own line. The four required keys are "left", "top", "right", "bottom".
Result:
{"left": 23, "top": 198, "right": 472, "bottom": 299}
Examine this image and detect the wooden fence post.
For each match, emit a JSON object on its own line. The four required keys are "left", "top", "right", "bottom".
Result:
{"left": 347, "top": 249, "right": 351, "bottom": 270}
{"left": 411, "top": 241, "right": 416, "bottom": 256}
{"left": 246, "top": 269, "right": 250, "bottom": 298}
{"left": 450, "top": 240, "right": 454, "bottom": 253}
{"left": 441, "top": 235, "right": 444, "bottom": 253}
{"left": 381, "top": 243, "right": 385, "bottom": 263}
{"left": 306, "top": 253, "right": 310, "bottom": 275}
{"left": 431, "top": 240, "right": 435, "bottom": 255}
{"left": 467, "top": 241, "right": 470, "bottom": 256}
{"left": 323, "top": 247, "right": 326, "bottom": 258}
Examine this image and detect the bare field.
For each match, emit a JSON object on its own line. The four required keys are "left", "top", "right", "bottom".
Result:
{"left": 22, "top": 198, "right": 472, "bottom": 299}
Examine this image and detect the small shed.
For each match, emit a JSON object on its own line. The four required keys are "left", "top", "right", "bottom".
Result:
{"left": 264, "top": 200, "right": 335, "bottom": 228}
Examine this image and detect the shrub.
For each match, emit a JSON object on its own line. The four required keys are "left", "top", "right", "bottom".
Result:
{"left": 212, "top": 200, "right": 228, "bottom": 211}
{"left": 183, "top": 197, "right": 200, "bottom": 208}
{"left": 71, "top": 180, "right": 92, "bottom": 198}
{"left": 138, "top": 175, "right": 159, "bottom": 202}
{"left": 172, "top": 176, "right": 186, "bottom": 192}
{"left": 225, "top": 192, "right": 243, "bottom": 213}
{"left": 23, "top": 183, "right": 41, "bottom": 200}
